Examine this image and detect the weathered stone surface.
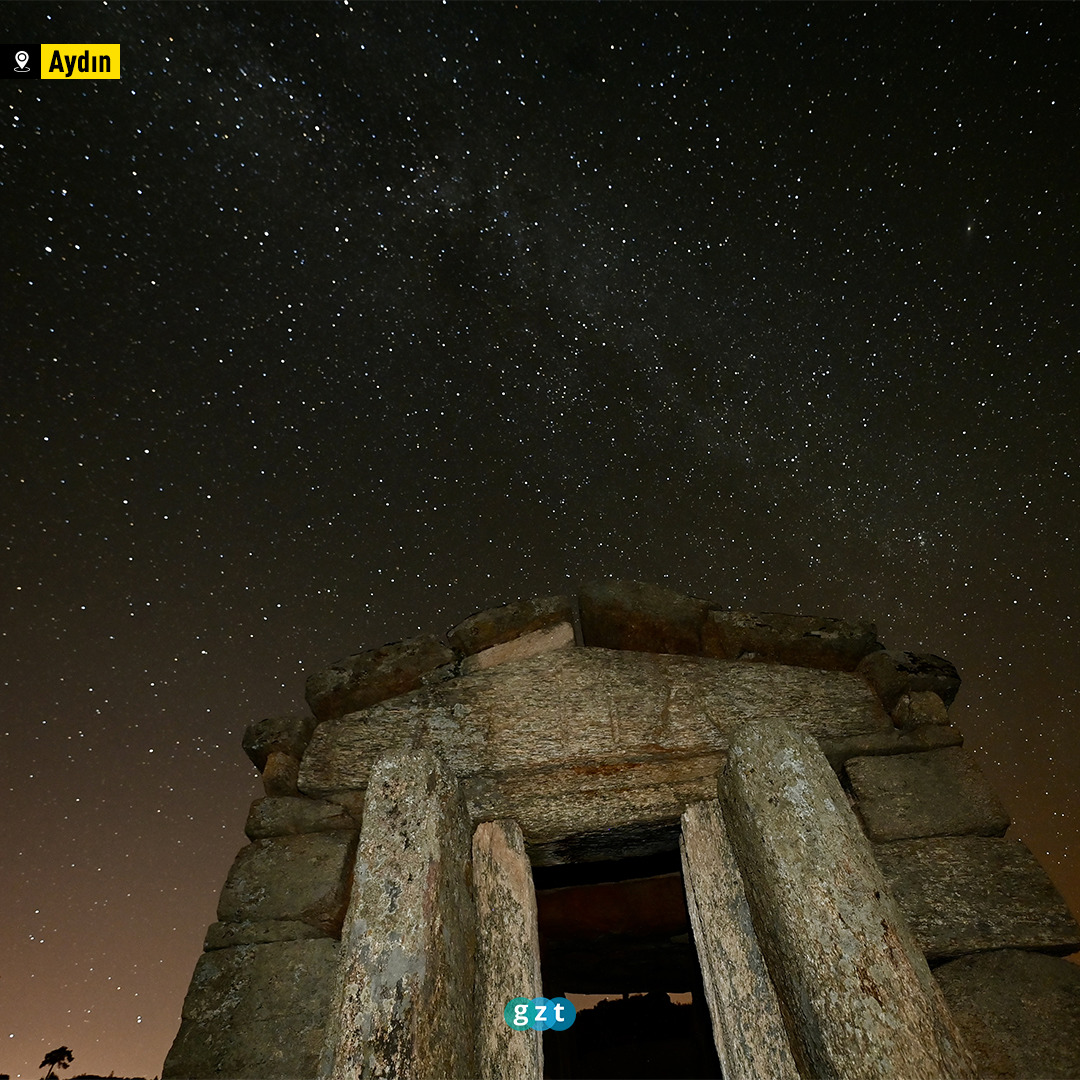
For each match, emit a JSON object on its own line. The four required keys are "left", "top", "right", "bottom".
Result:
{"left": 162, "top": 939, "right": 338, "bottom": 1080}
{"left": 473, "top": 820, "right": 543, "bottom": 1080}
{"left": 447, "top": 594, "right": 575, "bottom": 655}
{"left": 846, "top": 748, "right": 1011, "bottom": 842}
{"left": 460, "top": 620, "right": 574, "bottom": 675}
{"left": 245, "top": 796, "right": 358, "bottom": 839}
{"left": 892, "top": 690, "right": 950, "bottom": 729}
{"left": 217, "top": 832, "right": 358, "bottom": 934}
{"left": 304, "top": 635, "right": 456, "bottom": 722}
{"left": 933, "top": 949, "right": 1080, "bottom": 1079}
{"left": 858, "top": 649, "right": 962, "bottom": 711}
{"left": 720, "top": 720, "right": 976, "bottom": 1080}
{"left": 579, "top": 579, "right": 710, "bottom": 654}
{"left": 243, "top": 713, "right": 318, "bottom": 769}
{"left": 204, "top": 918, "right": 330, "bottom": 950}
{"left": 322, "top": 749, "right": 477, "bottom": 1080}
{"left": 820, "top": 722, "right": 963, "bottom": 772}
{"left": 873, "top": 836, "right": 1080, "bottom": 960}
{"left": 680, "top": 800, "right": 800, "bottom": 1080}
{"left": 298, "top": 648, "right": 889, "bottom": 845}
{"left": 703, "top": 610, "right": 881, "bottom": 670}
{"left": 261, "top": 750, "right": 301, "bottom": 796}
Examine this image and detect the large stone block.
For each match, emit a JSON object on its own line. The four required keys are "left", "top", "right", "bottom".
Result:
{"left": 933, "top": 949, "right": 1080, "bottom": 1079}
{"left": 473, "top": 820, "right": 544, "bottom": 1080}
{"left": 298, "top": 648, "right": 890, "bottom": 846}
{"left": 447, "top": 594, "right": 575, "bottom": 655}
{"left": 162, "top": 938, "right": 338, "bottom": 1079}
{"left": 858, "top": 650, "right": 961, "bottom": 711}
{"left": 245, "top": 795, "right": 358, "bottom": 839}
{"left": 820, "top": 723, "right": 963, "bottom": 772}
{"left": 846, "top": 747, "right": 1010, "bottom": 842}
{"left": 204, "top": 919, "right": 330, "bottom": 950}
{"left": 217, "top": 832, "right": 358, "bottom": 934}
{"left": 243, "top": 713, "right": 318, "bottom": 768}
{"left": 719, "top": 720, "right": 975, "bottom": 1080}
{"left": 891, "top": 690, "right": 950, "bottom": 729}
{"left": 322, "top": 749, "right": 477, "bottom": 1080}
{"left": 460, "top": 621, "right": 574, "bottom": 675}
{"left": 579, "top": 579, "right": 709, "bottom": 654}
{"left": 703, "top": 610, "right": 881, "bottom": 670}
{"left": 305, "top": 635, "right": 456, "bottom": 722}
{"left": 680, "top": 800, "right": 800, "bottom": 1080}
{"left": 873, "top": 836, "right": 1080, "bottom": 961}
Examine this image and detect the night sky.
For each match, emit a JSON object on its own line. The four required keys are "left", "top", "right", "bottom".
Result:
{"left": 3, "top": 2, "right": 1079, "bottom": 1076}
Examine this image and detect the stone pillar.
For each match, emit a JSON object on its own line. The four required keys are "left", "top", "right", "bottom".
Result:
{"left": 472, "top": 819, "right": 544, "bottom": 1080}
{"left": 320, "top": 749, "right": 477, "bottom": 1080}
{"left": 679, "top": 799, "right": 800, "bottom": 1080}
{"left": 719, "top": 720, "right": 976, "bottom": 1080}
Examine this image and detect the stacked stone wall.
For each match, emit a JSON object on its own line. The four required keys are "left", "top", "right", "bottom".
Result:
{"left": 163, "top": 580, "right": 1080, "bottom": 1080}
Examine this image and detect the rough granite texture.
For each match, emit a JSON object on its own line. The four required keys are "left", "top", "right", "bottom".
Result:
{"left": 321, "top": 749, "right": 477, "bottom": 1080}
{"left": 680, "top": 799, "right": 800, "bottom": 1080}
{"left": 447, "top": 594, "right": 575, "bottom": 655}
{"left": 703, "top": 609, "right": 881, "bottom": 671}
{"left": 719, "top": 720, "right": 976, "bottom": 1080}
{"left": 243, "top": 713, "right": 318, "bottom": 769}
{"left": 459, "top": 620, "right": 574, "bottom": 675}
{"left": 204, "top": 918, "right": 331, "bottom": 950}
{"left": 858, "top": 650, "right": 962, "bottom": 711}
{"left": 298, "top": 648, "right": 890, "bottom": 844}
{"left": 873, "top": 836, "right": 1080, "bottom": 960}
{"left": 845, "top": 747, "right": 1011, "bottom": 842}
{"left": 473, "top": 820, "right": 544, "bottom": 1080}
{"left": 216, "top": 832, "right": 358, "bottom": 934}
{"left": 891, "top": 690, "right": 950, "bottom": 729}
{"left": 304, "top": 635, "right": 456, "bottom": 722}
{"left": 245, "top": 795, "right": 359, "bottom": 839}
{"left": 933, "top": 949, "right": 1080, "bottom": 1079}
{"left": 820, "top": 723, "right": 963, "bottom": 772}
{"left": 162, "top": 939, "right": 339, "bottom": 1080}
{"left": 579, "top": 579, "right": 711, "bottom": 654}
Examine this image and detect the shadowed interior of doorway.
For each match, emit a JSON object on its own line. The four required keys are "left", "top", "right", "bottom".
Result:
{"left": 533, "top": 851, "right": 723, "bottom": 1079}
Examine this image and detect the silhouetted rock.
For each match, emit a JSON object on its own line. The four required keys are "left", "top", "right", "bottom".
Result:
{"left": 858, "top": 649, "right": 961, "bottom": 710}
{"left": 934, "top": 949, "right": 1080, "bottom": 1079}
{"left": 846, "top": 747, "right": 1010, "bottom": 842}
{"left": 243, "top": 714, "right": 318, "bottom": 796}
{"left": 305, "top": 635, "right": 456, "bottom": 721}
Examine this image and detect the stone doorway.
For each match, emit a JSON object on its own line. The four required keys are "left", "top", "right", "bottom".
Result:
{"left": 532, "top": 851, "right": 723, "bottom": 1079}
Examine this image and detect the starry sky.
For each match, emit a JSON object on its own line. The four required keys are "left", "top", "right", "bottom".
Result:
{"left": 2, "top": 2, "right": 1078, "bottom": 1076}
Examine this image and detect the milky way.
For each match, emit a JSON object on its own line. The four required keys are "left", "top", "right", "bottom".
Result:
{"left": 3, "top": 3, "right": 1078, "bottom": 1076}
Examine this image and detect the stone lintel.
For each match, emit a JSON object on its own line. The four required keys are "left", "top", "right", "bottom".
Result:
{"left": 322, "top": 748, "right": 477, "bottom": 1080}
{"left": 719, "top": 720, "right": 976, "bottom": 1080}
{"left": 245, "top": 796, "right": 359, "bottom": 839}
{"left": 846, "top": 747, "right": 1010, "bottom": 842}
{"left": 820, "top": 723, "right": 963, "bottom": 772}
{"left": 680, "top": 800, "right": 800, "bottom": 1080}
{"left": 298, "top": 648, "right": 889, "bottom": 803}
{"left": 873, "top": 836, "right": 1080, "bottom": 961}
{"left": 473, "top": 820, "right": 544, "bottom": 1080}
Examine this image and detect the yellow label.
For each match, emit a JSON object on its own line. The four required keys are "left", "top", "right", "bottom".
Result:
{"left": 41, "top": 44, "right": 120, "bottom": 80}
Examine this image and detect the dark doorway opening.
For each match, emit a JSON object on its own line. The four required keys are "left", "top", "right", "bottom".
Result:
{"left": 534, "top": 850, "right": 722, "bottom": 1079}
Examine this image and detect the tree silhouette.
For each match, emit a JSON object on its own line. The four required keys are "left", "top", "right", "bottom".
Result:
{"left": 39, "top": 1047, "right": 73, "bottom": 1080}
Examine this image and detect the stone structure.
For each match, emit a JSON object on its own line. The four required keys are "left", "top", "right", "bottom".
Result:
{"left": 163, "top": 581, "right": 1080, "bottom": 1080}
